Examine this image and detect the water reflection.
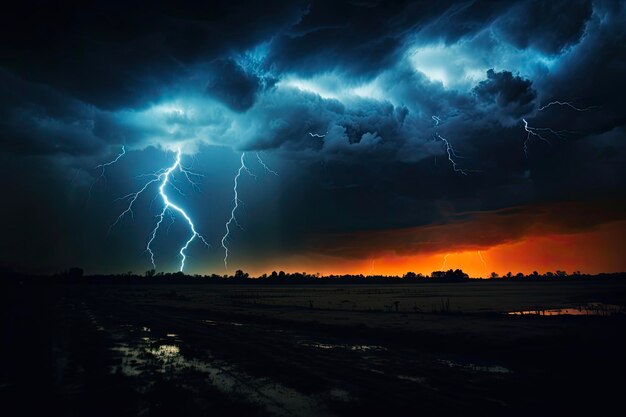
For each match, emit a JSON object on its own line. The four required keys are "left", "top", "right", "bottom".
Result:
{"left": 397, "top": 375, "right": 426, "bottom": 383}
{"left": 299, "top": 341, "right": 387, "bottom": 352}
{"left": 438, "top": 359, "right": 511, "bottom": 374}
{"left": 202, "top": 320, "right": 244, "bottom": 326}
{"left": 148, "top": 344, "right": 180, "bottom": 359}
{"left": 506, "top": 303, "right": 624, "bottom": 316}
{"left": 108, "top": 325, "right": 331, "bottom": 417}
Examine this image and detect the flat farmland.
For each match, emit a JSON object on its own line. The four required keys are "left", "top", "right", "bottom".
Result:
{"left": 2, "top": 280, "right": 626, "bottom": 416}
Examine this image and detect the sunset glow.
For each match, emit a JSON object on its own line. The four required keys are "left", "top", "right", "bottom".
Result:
{"left": 247, "top": 220, "right": 626, "bottom": 278}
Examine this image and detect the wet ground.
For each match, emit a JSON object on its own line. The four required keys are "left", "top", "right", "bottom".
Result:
{"left": 2, "top": 281, "right": 626, "bottom": 416}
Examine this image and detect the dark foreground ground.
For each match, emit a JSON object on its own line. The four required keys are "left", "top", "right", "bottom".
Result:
{"left": 2, "top": 280, "right": 626, "bottom": 417}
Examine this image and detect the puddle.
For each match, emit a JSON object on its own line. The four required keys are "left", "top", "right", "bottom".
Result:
{"left": 148, "top": 344, "right": 180, "bottom": 360}
{"left": 438, "top": 359, "right": 511, "bottom": 374}
{"left": 350, "top": 344, "right": 387, "bottom": 352}
{"left": 202, "top": 319, "right": 244, "bottom": 326}
{"left": 110, "top": 345, "right": 149, "bottom": 376}
{"left": 328, "top": 388, "right": 351, "bottom": 402}
{"left": 109, "top": 326, "right": 331, "bottom": 417}
{"left": 506, "top": 303, "right": 624, "bottom": 316}
{"left": 397, "top": 375, "right": 426, "bottom": 383}
{"left": 299, "top": 341, "right": 387, "bottom": 352}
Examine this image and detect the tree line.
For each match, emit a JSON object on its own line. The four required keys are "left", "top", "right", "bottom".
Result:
{"left": 3, "top": 265, "right": 624, "bottom": 285}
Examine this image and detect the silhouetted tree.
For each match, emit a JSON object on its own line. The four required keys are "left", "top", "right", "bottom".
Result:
{"left": 431, "top": 269, "right": 469, "bottom": 282}
{"left": 234, "top": 269, "right": 249, "bottom": 280}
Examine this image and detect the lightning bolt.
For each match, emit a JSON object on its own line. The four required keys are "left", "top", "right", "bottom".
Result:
{"left": 435, "top": 133, "right": 468, "bottom": 176}
{"left": 537, "top": 101, "right": 595, "bottom": 112}
{"left": 308, "top": 132, "right": 326, "bottom": 138}
{"left": 220, "top": 152, "right": 279, "bottom": 270}
{"left": 522, "top": 119, "right": 572, "bottom": 157}
{"left": 368, "top": 259, "right": 375, "bottom": 276}
{"left": 221, "top": 153, "right": 254, "bottom": 271}
{"left": 432, "top": 116, "right": 468, "bottom": 175}
{"left": 522, "top": 100, "right": 594, "bottom": 157}
{"left": 441, "top": 253, "right": 450, "bottom": 270}
{"left": 477, "top": 251, "right": 487, "bottom": 271}
{"left": 88, "top": 146, "right": 126, "bottom": 198}
{"left": 256, "top": 152, "right": 279, "bottom": 176}
{"left": 110, "top": 148, "right": 208, "bottom": 271}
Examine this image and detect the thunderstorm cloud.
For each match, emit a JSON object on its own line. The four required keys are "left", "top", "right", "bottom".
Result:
{"left": 1, "top": 0, "right": 625, "bottom": 274}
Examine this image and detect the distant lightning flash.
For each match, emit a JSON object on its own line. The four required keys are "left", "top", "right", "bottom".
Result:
{"left": 441, "top": 253, "right": 450, "bottom": 270}
{"left": 435, "top": 133, "right": 468, "bottom": 176}
{"left": 477, "top": 251, "right": 487, "bottom": 270}
{"left": 89, "top": 146, "right": 126, "bottom": 198}
{"left": 523, "top": 100, "right": 594, "bottom": 156}
{"left": 308, "top": 132, "right": 326, "bottom": 138}
{"left": 521, "top": 119, "right": 572, "bottom": 156}
{"left": 220, "top": 152, "right": 278, "bottom": 270}
{"left": 221, "top": 153, "right": 252, "bottom": 271}
{"left": 256, "top": 152, "right": 279, "bottom": 176}
{"left": 432, "top": 116, "right": 468, "bottom": 175}
{"left": 100, "top": 144, "right": 125, "bottom": 163}
{"left": 110, "top": 148, "right": 208, "bottom": 271}
{"left": 537, "top": 101, "right": 595, "bottom": 112}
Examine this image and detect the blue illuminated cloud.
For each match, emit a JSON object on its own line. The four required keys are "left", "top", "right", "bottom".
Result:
{"left": 0, "top": 0, "right": 625, "bottom": 273}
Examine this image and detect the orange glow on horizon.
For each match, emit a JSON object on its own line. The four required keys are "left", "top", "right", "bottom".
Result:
{"left": 245, "top": 220, "right": 626, "bottom": 278}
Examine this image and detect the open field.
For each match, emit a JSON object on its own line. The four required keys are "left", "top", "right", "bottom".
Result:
{"left": 2, "top": 280, "right": 626, "bottom": 416}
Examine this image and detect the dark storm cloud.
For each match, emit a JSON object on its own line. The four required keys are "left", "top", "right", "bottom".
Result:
{"left": 1, "top": 1, "right": 625, "bottom": 273}
{"left": 266, "top": 1, "right": 415, "bottom": 76}
{"left": 306, "top": 197, "right": 626, "bottom": 259}
{"left": 266, "top": 0, "right": 516, "bottom": 77}
{"left": 205, "top": 58, "right": 262, "bottom": 112}
{"left": 413, "top": 1, "right": 512, "bottom": 44}
{"left": 237, "top": 89, "right": 411, "bottom": 162}
{"left": 532, "top": 1, "right": 626, "bottom": 136}
{"left": 494, "top": 0, "right": 593, "bottom": 55}
{"left": 0, "top": 69, "right": 103, "bottom": 156}
{"left": 0, "top": 0, "right": 307, "bottom": 109}
{"left": 473, "top": 69, "right": 537, "bottom": 125}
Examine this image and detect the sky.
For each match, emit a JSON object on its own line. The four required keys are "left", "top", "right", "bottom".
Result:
{"left": 1, "top": 0, "right": 625, "bottom": 277}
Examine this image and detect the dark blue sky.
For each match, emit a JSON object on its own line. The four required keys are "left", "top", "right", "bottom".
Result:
{"left": 1, "top": 1, "right": 625, "bottom": 275}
